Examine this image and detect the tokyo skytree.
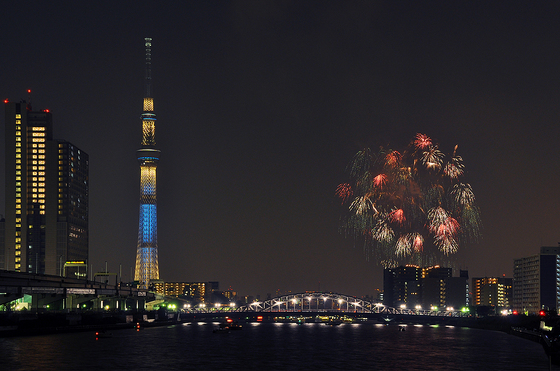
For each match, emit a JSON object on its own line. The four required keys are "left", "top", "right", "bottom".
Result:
{"left": 134, "top": 37, "right": 160, "bottom": 289}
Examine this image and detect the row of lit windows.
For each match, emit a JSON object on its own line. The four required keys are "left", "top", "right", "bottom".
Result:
{"left": 14, "top": 118, "right": 24, "bottom": 226}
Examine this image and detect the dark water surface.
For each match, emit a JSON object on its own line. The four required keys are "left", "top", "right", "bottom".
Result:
{"left": 0, "top": 321, "right": 555, "bottom": 370}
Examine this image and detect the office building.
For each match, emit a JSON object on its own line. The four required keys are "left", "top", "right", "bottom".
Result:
{"left": 513, "top": 246, "right": 560, "bottom": 314}
{"left": 153, "top": 281, "right": 219, "bottom": 302}
{"left": 472, "top": 277, "right": 513, "bottom": 308}
{"left": 383, "top": 265, "right": 421, "bottom": 307}
{"left": 1, "top": 99, "right": 88, "bottom": 276}
{"left": 384, "top": 265, "right": 468, "bottom": 309}
{"left": 421, "top": 266, "right": 452, "bottom": 308}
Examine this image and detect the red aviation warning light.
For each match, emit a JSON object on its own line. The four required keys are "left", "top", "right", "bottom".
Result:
{"left": 3, "top": 99, "right": 8, "bottom": 104}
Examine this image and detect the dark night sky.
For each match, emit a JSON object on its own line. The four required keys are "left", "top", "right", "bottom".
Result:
{"left": 2, "top": 1, "right": 560, "bottom": 298}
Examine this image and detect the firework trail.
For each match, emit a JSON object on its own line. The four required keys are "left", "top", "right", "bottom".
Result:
{"left": 338, "top": 133, "right": 481, "bottom": 267}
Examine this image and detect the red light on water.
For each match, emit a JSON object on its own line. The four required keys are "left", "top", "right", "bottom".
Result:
{"left": 257, "top": 316, "right": 263, "bottom": 322}
{"left": 512, "top": 310, "right": 518, "bottom": 315}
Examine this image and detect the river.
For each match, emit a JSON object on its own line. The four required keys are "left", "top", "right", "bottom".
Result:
{"left": 0, "top": 321, "right": 555, "bottom": 370}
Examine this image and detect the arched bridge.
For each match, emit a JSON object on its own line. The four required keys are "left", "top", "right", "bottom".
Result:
{"left": 183, "top": 292, "right": 466, "bottom": 317}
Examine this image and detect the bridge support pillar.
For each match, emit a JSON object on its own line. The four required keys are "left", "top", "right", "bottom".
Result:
{"left": 33, "top": 294, "right": 65, "bottom": 311}
{"left": 65, "top": 294, "right": 96, "bottom": 311}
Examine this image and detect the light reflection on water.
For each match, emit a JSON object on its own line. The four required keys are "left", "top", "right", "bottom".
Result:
{"left": 0, "top": 322, "right": 555, "bottom": 370}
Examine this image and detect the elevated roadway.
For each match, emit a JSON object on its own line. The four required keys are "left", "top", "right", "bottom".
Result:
{"left": 0, "top": 270, "right": 154, "bottom": 311}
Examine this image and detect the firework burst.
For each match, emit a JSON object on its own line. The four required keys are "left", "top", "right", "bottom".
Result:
{"left": 338, "top": 133, "right": 481, "bottom": 267}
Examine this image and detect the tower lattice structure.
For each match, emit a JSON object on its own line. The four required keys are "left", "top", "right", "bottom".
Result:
{"left": 134, "top": 37, "right": 160, "bottom": 288}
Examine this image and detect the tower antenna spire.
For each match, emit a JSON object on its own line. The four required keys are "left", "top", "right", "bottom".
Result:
{"left": 145, "top": 37, "right": 152, "bottom": 98}
{"left": 27, "top": 89, "right": 32, "bottom": 111}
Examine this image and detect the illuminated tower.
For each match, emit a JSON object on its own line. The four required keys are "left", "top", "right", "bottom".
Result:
{"left": 134, "top": 37, "right": 160, "bottom": 288}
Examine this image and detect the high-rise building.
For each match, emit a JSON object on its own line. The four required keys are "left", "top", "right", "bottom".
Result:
{"left": 421, "top": 266, "right": 452, "bottom": 308}
{"left": 472, "top": 277, "right": 513, "bottom": 308}
{"left": 1, "top": 99, "right": 89, "bottom": 276}
{"left": 383, "top": 265, "right": 468, "bottom": 309}
{"left": 383, "top": 265, "right": 421, "bottom": 307}
{"left": 513, "top": 246, "right": 560, "bottom": 314}
{"left": 134, "top": 37, "right": 161, "bottom": 288}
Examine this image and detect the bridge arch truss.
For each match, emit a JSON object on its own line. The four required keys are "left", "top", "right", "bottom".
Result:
{"left": 184, "top": 292, "right": 463, "bottom": 317}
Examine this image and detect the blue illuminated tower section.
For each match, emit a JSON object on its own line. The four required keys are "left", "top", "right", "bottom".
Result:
{"left": 134, "top": 37, "right": 160, "bottom": 288}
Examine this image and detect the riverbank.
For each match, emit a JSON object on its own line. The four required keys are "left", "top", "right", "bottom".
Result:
{"left": 0, "top": 311, "right": 181, "bottom": 337}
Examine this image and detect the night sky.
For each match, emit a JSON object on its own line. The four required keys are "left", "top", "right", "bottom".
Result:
{"left": 2, "top": 1, "right": 560, "bottom": 298}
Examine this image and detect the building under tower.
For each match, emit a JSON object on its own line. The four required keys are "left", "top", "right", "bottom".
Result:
{"left": 1, "top": 98, "right": 89, "bottom": 277}
{"left": 134, "top": 37, "right": 161, "bottom": 289}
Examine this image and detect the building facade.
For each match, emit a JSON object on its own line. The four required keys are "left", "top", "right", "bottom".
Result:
{"left": 421, "top": 266, "right": 452, "bottom": 308}
{"left": 472, "top": 277, "right": 513, "bottom": 308}
{"left": 2, "top": 100, "right": 88, "bottom": 276}
{"left": 153, "top": 281, "right": 219, "bottom": 302}
{"left": 384, "top": 265, "right": 468, "bottom": 309}
{"left": 383, "top": 265, "right": 421, "bottom": 307}
{"left": 513, "top": 246, "right": 560, "bottom": 314}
